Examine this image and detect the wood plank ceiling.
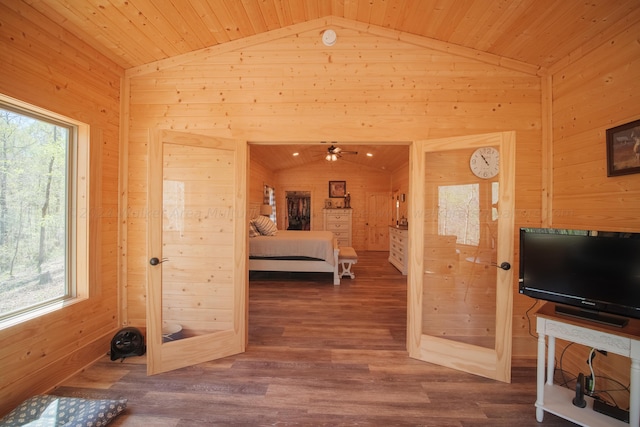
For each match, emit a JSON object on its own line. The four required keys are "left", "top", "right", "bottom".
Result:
{"left": 251, "top": 142, "right": 410, "bottom": 172}
{"left": 17, "top": 0, "right": 640, "bottom": 70}
{"left": 12, "top": 0, "right": 640, "bottom": 172}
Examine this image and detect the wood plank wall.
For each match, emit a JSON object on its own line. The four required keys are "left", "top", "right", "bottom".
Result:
{"left": 124, "top": 19, "right": 543, "bottom": 358}
{"left": 248, "top": 156, "right": 275, "bottom": 218}
{"left": 0, "top": 3, "right": 123, "bottom": 416}
{"left": 270, "top": 159, "right": 392, "bottom": 249}
{"left": 543, "top": 20, "right": 640, "bottom": 410}
{"left": 550, "top": 21, "right": 640, "bottom": 231}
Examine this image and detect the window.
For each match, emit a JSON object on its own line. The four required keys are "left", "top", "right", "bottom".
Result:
{"left": 0, "top": 95, "right": 89, "bottom": 324}
{"left": 263, "top": 184, "right": 276, "bottom": 222}
{"left": 438, "top": 184, "right": 479, "bottom": 246}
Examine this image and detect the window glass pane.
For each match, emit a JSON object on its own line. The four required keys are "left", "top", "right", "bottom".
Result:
{"left": 492, "top": 181, "right": 499, "bottom": 221}
{"left": 438, "top": 184, "right": 479, "bottom": 246}
{"left": 0, "top": 107, "right": 69, "bottom": 318}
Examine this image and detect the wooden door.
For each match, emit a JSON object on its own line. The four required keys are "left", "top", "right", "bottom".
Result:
{"left": 407, "top": 132, "right": 515, "bottom": 382}
{"left": 147, "top": 130, "right": 247, "bottom": 375}
{"left": 366, "top": 192, "right": 391, "bottom": 251}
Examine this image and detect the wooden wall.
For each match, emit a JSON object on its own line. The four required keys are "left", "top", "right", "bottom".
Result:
{"left": 271, "top": 159, "right": 392, "bottom": 250}
{"left": 0, "top": 3, "right": 123, "bottom": 416}
{"left": 543, "top": 20, "right": 640, "bottom": 409}
{"left": 249, "top": 155, "right": 275, "bottom": 218}
{"left": 550, "top": 21, "right": 640, "bottom": 231}
{"left": 124, "top": 18, "right": 543, "bottom": 357}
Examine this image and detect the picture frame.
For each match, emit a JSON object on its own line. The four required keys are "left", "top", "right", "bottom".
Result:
{"left": 328, "top": 180, "right": 346, "bottom": 198}
{"left": 606, "top": 119, "right": 640, "bottom": 177}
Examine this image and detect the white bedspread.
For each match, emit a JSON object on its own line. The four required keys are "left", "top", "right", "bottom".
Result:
{"left": 249, "top": 230, "right": 336, "bottom": 265}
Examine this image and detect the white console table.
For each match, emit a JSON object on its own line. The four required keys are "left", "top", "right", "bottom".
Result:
{"left": 535, "top": 303, "right": 640, "bottom": 427}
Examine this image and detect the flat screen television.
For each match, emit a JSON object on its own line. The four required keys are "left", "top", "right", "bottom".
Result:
{"left": 519, "top": 227, "right": 640, "bottom": 327}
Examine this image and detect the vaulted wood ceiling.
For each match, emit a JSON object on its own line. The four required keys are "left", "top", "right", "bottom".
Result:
{"left": 13, "top": 0, "right": 639, "bottom": 172}
{"left": 17, "top": 0, "right": 640, "bottom": 71}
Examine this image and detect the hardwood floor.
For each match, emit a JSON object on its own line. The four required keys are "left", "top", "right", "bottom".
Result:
{"left": 53, "top": 251, "right": 574, "bottom": 426}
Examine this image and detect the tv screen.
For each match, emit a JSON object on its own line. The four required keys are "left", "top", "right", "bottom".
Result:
{"left": 519, "top": 227, "right": 640, "bottom": 326}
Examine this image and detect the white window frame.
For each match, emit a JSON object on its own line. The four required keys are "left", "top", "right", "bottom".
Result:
{"left": 0, "top": 94, "right": 89, "bottom": 328}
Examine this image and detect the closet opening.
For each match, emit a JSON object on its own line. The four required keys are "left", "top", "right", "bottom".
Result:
{"left": 285, "top": 191, "right": 311, "bottom": 230}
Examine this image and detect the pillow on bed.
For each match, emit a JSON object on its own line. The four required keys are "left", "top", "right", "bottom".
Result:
{"left": 249, "top": 220, "right": 260, "bottom": 238}
{"left": 0, "top": 395, "right": 127, "bottom": 427}
{"left": 253, "top": 215, "right": 277, "bottom": 236}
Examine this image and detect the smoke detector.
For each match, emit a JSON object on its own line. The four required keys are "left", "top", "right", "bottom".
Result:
{"left": 322, "top": 29, "right": 337, "bottom": 47}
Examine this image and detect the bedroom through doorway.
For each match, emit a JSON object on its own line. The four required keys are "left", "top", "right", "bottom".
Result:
{"left": 247, "top": 141, "right": 411, "bottom": 348}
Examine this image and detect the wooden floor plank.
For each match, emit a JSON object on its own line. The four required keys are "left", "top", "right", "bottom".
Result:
{"left": 52, "top": 251, "right": 574, "bottom": 426}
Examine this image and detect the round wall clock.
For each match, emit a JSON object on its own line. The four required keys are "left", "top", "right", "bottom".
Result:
{"left": 470, "top": 147, "right": 499, "bottom": 179}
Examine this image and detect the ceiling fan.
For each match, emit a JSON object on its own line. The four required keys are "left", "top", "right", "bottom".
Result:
{"left": 324, "top": 143, "right": 358, "bottom": 161}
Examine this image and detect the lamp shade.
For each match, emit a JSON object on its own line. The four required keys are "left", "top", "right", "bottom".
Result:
{"left": 260, "top": 204, "right": 273, "bottom": 216}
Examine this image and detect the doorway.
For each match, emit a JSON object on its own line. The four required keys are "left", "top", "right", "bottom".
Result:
{"left": 285, "top": 191, "right": 311, "bottom": 230}
{"left": 245, "top": 137, "right": 514, "bottom": 383}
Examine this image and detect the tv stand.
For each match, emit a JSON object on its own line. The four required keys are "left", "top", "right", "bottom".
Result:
{"left": 535, "top": 303, "right": 640, "bottom": 427}
{"left": 554, "top": 304, "right": 629, "bottom": 328}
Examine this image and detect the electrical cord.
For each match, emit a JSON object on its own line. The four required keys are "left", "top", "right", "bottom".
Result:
{"left": 591, "top": 374, "right": 630, "bottom": 409}
{"left": 588, "top": 347, "right": 596, "bottom": 394}
{"left": 558, "top": 342, "right": 576, "bottom": 388}
{"left": 524, "top": 299, "right": 541, "bottom": 339}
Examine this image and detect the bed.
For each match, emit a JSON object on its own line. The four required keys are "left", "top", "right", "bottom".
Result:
{"left": 249, "top": 228, "right": 340, "bottom": 285}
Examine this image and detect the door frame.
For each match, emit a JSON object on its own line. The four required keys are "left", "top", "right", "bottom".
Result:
{"left": 407, "top": 131, "right": 516, "bottom": 383}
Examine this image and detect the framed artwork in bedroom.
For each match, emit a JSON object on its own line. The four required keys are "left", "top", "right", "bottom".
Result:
{"left": 606, "top": 119, "right": 640, "bottom": 177}
{"left": 328, "top": 181, "right": 346, "bottom": 198}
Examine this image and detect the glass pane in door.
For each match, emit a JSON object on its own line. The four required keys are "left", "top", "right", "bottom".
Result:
{"left": 421, "top": 148, "right": 498, "bottom": 349}
{"left": 161, "top": 142, "right": 235, "bottom": 343}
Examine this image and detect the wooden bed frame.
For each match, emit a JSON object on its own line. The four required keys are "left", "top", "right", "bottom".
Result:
{"left": 248, "top": 247, "right": 341, "bottom": 285}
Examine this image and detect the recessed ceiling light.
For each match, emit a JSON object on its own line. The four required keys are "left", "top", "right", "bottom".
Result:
{"left": 366, "top": 153, "right": 373, "bottom": 157}
{"left": 293, "top": 152, "right": 299, "bottom": 156}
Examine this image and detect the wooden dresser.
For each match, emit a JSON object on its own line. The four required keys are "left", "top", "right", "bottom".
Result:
{"left": 323, "top": 209, "right": 352, "bottom": 247}
{"left": 388, "top": 226, "right": 408, "bottom": 275}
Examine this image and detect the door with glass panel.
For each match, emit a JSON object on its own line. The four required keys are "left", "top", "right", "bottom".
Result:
{"left": 147, "top": 130, "right": 247, "bottom": 375}
{"left": 408, "top": 132, "right": 515, "bottom": 382}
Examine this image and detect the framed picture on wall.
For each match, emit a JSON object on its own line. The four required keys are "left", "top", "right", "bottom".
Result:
{"left": 328, "top": 181, "right": 346, "bottom": 198}
{"left": 606, "top": 119, "right": 640, "bottom": 177}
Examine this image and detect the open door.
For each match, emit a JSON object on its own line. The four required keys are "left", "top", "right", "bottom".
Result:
{"left": 147, "top": 130, "right": 247, "bottom": 375}
{"left": 408, "top": 132, "right": 515, "bottom": 382}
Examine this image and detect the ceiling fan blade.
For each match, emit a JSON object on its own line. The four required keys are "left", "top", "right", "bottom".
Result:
{"left": 322, "top": 143, "right": 358, "bottom": 158}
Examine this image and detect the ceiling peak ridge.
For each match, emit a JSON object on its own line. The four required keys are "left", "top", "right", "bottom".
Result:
{"left": 125, "top": 14, "right": 544, "bottom": 79}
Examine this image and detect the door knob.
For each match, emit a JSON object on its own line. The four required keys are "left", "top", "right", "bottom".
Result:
{"left": 149, "top": 257, "right": 168, "bottom": 265}
{"left": 496, "top": 262, "right": 511, "bottom": 271}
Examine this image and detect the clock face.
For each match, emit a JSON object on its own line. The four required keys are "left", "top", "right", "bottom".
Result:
{"left": 470, "top": 147, "right": 499, "bottom": 179}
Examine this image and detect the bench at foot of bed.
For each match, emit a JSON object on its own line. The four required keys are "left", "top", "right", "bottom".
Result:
{"left": 338, "top": 247, "right": 358, "bottom": 279}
